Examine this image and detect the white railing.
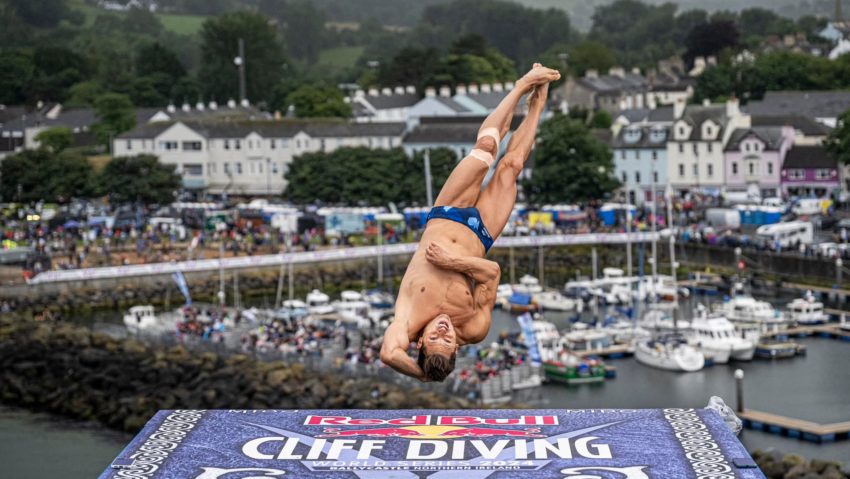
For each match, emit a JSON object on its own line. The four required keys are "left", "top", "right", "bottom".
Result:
{"left": 28, "top": 232, "right": 659, "bottom": 284}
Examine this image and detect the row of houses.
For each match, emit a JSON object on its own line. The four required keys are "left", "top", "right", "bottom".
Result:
{"left": 611, "top": 92, "right": 850, "bottom": 204}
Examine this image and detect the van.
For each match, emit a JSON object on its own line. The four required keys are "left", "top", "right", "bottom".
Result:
{"left": 755, "top": 221, "right": 814, "bottom": 249}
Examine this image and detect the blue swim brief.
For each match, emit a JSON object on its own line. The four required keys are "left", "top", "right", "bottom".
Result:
{"left": 426, "top": 206, "right": 494, "bottom": 252}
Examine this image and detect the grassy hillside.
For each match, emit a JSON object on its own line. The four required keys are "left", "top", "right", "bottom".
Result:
{"left": 68, "top": 0, "right": 208, "bottom": 35}
{"left": 318, "top": 46, "right": 365, "bottom": 70}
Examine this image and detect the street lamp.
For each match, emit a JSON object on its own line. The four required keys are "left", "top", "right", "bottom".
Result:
{"left": 234, "top": 38, "right": 246, "bottom": 103}
{"left": 734, "top": 247, "right": 742, "bottom": 284}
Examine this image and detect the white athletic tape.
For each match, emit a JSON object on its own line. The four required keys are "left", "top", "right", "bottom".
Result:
{"left": 469, "top": 148, "right": 494, "bottom": 168}
{"left": 477, "top": 127, "right": 501, "bottom": 157}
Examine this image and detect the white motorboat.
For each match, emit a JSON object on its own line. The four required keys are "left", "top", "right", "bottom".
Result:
{"left": 786, "top": 291, "right": 826, "bottom": 325}
{"left": 640, "top": 275, "right": 688, "bottom": 302}
{"left": 690, "top": 306, "right": 755, "bottom": 363}
{"left": 527, "top": 321, "right": 562, "bottom": 361}
{"left": 123, "top": 305, "right": 159, "bottom": 329}
{"left": 305, "top": 289, "right": 335, "bottom": 315}
{"left": 840, "top": 315, "right": 850, "bottom": 332}
{"left": 716, "top": 295, "right": 787, "bottom": 338}
{"left": 533, "top": 291, "right": 576, "bottom": 311}
{"left": 562, "top": 325, "right": 612, "bottom": 352}
{"left": 639, "top": 309, "right": 690, "bottom": 332}
{"left": 331, "top": 290, "right": 373, "bottom": 329}
{"left": 603, "top": 319, "right": 650, "bottom": 345}
{"left": 363, "top": 290, "right": 394, "bottom": 309}
{"left": 634, "top": 336, "right": 705, "bottom": 372}
{"left": 513, "top": 274, "right": 543, "bottom": 294}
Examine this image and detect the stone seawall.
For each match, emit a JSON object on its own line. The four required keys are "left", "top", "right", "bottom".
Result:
{"left": 0, "top": 317, "right": 470, "bottom": 433}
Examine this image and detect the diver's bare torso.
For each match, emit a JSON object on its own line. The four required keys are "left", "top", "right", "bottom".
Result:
{"left": 396, "top": 219, "right": 489, "bottom": 344}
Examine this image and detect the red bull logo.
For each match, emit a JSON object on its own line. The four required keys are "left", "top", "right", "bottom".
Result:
{"left": 305, "top": 414, "right": 557, "bottom": 427}
{"left": 315, "top": 424, "right": 547, "bottom": 439}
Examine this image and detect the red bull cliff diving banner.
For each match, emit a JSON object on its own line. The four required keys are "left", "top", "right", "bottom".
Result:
{"left": 99, "top": 409, "right": 765, "bottom": 479}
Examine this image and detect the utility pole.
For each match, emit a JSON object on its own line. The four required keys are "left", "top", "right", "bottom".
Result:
{"left": 235, "top": 38, "right": 247, "bottom": 103}
{"left": 424, "top": 149, "right": 434, "bottom": 207}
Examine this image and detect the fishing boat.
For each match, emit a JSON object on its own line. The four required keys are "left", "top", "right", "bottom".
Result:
{"left": 533, "top": 291, "right": 576, "bottom": 311}
{"left": 755, "top": 339, "right": 807, "bottom": 359}
{"left": 305, "top": 289, "right": 335, "bottom": 315}
{"left": 690, "top": 305, "right": 755, "bottom": 363}
{"left": 634, "top": 335, "right": 705, "bottom": 372}
{"left": 715, "top": 295, "right": 787, "bottom": 339}
{"left": 786, "top": 291, "right": 826, "bottom": 325}
{"left": 543, "top": 353, "right": 607, "bottom": 385}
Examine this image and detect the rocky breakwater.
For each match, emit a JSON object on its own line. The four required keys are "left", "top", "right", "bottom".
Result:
{"left": 0, "top": 317, "right": 471, "bottom": 433}
{"left": 752, "top": 450, "right": 850, "bottom": 479}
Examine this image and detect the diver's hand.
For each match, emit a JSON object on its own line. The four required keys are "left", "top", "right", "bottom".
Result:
{"left": 425, "top": 241, "right": 455, "bottom": 269}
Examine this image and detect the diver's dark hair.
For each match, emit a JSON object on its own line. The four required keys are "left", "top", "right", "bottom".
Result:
{"left": 417, "top": 345, "right": 457, "bottom": 382}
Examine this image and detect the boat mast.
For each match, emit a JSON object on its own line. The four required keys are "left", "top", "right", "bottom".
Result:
{"left": 666, "top": 183, "right": 678, "bottom": 336}
{"left": 650, "top": 164, "right": 658, "bottom": 308}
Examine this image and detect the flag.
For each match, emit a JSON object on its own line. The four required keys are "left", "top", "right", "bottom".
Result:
{"left": 172, "top": 271, "right": 192, "bottom": 306}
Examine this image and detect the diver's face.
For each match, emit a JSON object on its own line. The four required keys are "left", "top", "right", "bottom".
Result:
{"left": 419, "top": 314, "right": 457, "bottom": 355}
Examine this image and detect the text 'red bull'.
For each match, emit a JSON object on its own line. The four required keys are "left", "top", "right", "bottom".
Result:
{"left": 305, "top": 415, "right": 558, "bottom": 426}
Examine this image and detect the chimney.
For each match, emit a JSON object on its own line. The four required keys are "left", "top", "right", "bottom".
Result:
{"left": 394, "top": 86, "right": 405, "bottom": 94}
{"left": 355, "top": 89, "right": 365, "bottom": 98}
{"left": 608, "top": 67, "right": 625, "bottom": 78}
{"left": 469, "top": 83, "right": 480, "bottom": 94}
{"left": 195, "top": 102, "right": 205, "bottom": 111}
{"left": 726, "top": 96, "right": 740, "bottom": 118}
{"left": 425, "top": 87, "right": 436, "bottom": 97}
{"left": 707, "top": 56, "right": 717, "bottom": 66}
{"left": 439, "top": 86, "right": 451, "bottom": 97}
{"left": 167, "top": 103, "right": 176, "bottom": 113}
{"left": 181, "top": 102, "right": 191, "bottom": 112}
{"left": 240, "top": 99, "right": 249, "bottom": 107}
{"left": 481, "top": 83, "right": 492, "bottom": 93}
{"left": 456, "top": 84, "right": 468, "bottom": 95}
{"left": 505, "top": 81, "right": 514, "bottom": 90}
{"left": 631, "top": 67, "right": 641, "bottom": 75}
{"left": 493, "top": 82, "right": 504, "bottom": 92}
{"left": 586, "top": 69, "right": 598, "bottom": 79}
{"left": 208, "top": 101, "right": 217, "bottom": 110}
{"left": 674, "top": 98, "right": 686, "bottom": 119}
{"left": 702, "top": 98, "right": 711, "bottom": 107}
{"left": 227, "top": 99, "right": 237, "bottom": 108}
{"left": 368, "top": 88, "right": 379, "bottom": 96}
{"left": 405, "top": 85, "right": 416, "bottom": 94}
{"left": 381, "top": 87, "right": 392, "bottom": 95}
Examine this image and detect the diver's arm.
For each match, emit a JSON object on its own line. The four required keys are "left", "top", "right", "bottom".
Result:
{"left": 379, "top": 320, "right": 430, "bottom": 382}
{"left": 424, "top": 242, "right": 501, "bottom": 284}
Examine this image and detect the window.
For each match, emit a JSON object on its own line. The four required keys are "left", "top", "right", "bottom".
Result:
{"left": 184, "top": 163, "right": 203, "bottom": 176}
{"left": 692, "top": 143, "right": 698, "bottom": 156}
{"left": 705, "top": 126, "right": 712, "bottom": 136}
{"left": 224, "top": 162, "right": 231, "bottom": 175}
{"left": 126, "top": 140, "right": 132, "bottom": 150}
{"left": 235, "top": 140, "right": 241, "bottom": 150}
{"left": 272, "top": 162, "right": 279, "bottom": 174}
{"left": 270, "top": 139, "right": 276, "bottom": 149}
{"left": 678, "top": 164, "right": 685, "bottom": 177}
{"left": 620, "top": 151, "right": 626, "bottom": 160}
{"left": 635, "top": 172, "right": 641, "bottom": 183}
{"left": 678, "top": 143, "right": 684, "bottom": 153}
{"left": 653, "top": 171, "right": 659, "bottom": 183}
{"left": 651, "top": 151, "right": 657, "bottom": 160}
{"left": 788, "top": 169, "right": 805, "bottom": 180}
{"left": 236, "top": 162, "right": 243, "bottom": 175}
{"left": 749, "top": 163, "right": 755, "bottom": 175}
{"left": 707, "top": 143, "right": 713, "bottom": 153}
{"left": 320, "top": 139, "right": 326, "bottom": 151}
{"left": 679, "top": 127, "right": 685, "bottom": 137}
{"left": 182, "top": 141, "right": 202, "bottom": 151}
{"left": 159, "top": 141, "right": 178, "bottom": 151}
{"left": 621, "top": 172, "right": 627, "bottom": 183}
{"left": 744, "top": 143, "right": 749, "bottom": 152}
{"left": 816, "top": 169, "right": 833, "bottom": 180}
{"left": 693, "top": 164, "right": 698, "bottom": 176}
{"left": 768, "top": 163, "right": 773, "bottom": 175}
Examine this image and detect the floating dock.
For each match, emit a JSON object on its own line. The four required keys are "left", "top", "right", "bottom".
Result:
{"left": 739, "top": 409, "right": 850, "bottom": 443}
{"left": 762, "top": 324, "right": 850, "bottom": 341}
{"left": 574, "top": 343, "right": 634, "bottom": 359}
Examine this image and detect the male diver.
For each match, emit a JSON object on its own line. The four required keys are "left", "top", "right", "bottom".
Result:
{"left": 380, "top": 64, "right": 560, "bottom": 381}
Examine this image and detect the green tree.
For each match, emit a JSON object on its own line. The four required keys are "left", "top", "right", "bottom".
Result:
{"left": 198, "top": 11, "right": 287, "bottom": 104}
{"left": 0, "top": 50, "right": 34, "bottom": 104}
{"left": 524, "top": 114, "right": 619, "bottom": 204}
{"left": 377, "top": 47, "right": 441, "bottom": 89}
{"left": 136, "top": 42, "right": 187, "bottom": 80}
{"left": 563, "top": 41, "right": 617, "bottom": 77}
{"left": 286, "top": 86, "right": 351, "bottom": 118}
{"left": 278, "top": 0, "right": 326, "bottom": 63}
{"left": 825, "top": 110, "right": 850, "bottom": 166}
{"left": 99, "top": 155, "right": 181, "bottom": 205}
{"left": 685, "top": 19, "right": 740, "bottom": 65}
{"left": 35, "top": 127, "right": 73, "bottom": 153}
{"left": 6, "top": 0, "right": 70, "bottom": 27}
{"left": 66, "top": 81, "right": 106, "bottom": 107}
{"left": 92, "top": 93, "right": 136, "bottom": 146}
{"left": 589, "top": 110, "right": 613, "bottom": 129}
{"left": 0, "top": 149, "right": 94, "bottom": 202}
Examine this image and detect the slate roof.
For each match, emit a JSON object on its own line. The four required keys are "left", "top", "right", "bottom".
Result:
{"left": 750, "top": 115, "right": 832, "bottom": 136}
{"left": 359, "top": 93, "right": 420, "bottom": 110}
{"left": 782, "top": 145, "right": 836, "bottom": 169}
{"left": 117, "top": 120, "right": 406, "bottom": 140}
{"left": 404, "top": 124, "right": 480, "bottom": 144}
{"left": 617, "top": 108, "right": 650, "bottom": 123}
{"left": 611, "top": 125, "right": 670, "bottom": 149}
{"left": 648, "top": 106, "right": 675, "bottom": 123}
{"left": 744, "top": 91, "right": 850, "bottom": 120}
{"left": 578, "top": 74, "right": 648, "bottom": 95}
{"left": 724, "top": 127, "right": 786, "bottom": 152}
{"left": 432, "top": 96, "right": 471, "bottom": 113}
{"left": 676, "top": 105, "right": 728, "bottom": 141}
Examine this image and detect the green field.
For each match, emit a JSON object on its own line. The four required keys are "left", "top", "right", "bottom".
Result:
{"left": 318, "top": 46, "right": 365, "bottom": 69}
{"left": 68, "top": 0, "right": 208, "bottom": 36}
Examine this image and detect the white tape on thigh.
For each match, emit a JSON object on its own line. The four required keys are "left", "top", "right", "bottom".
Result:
{"left": 469, "top": 149, "right": 494, "bottom": 168}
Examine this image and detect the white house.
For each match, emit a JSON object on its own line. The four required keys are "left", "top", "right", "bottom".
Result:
{"left": 113, "top": 120, "right": 406, "bottom": 196}
{"left": 349, "top": 87, "right": 420, "bottom": 123}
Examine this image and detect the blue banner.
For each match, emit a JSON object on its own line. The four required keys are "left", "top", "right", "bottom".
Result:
{"left": 172, "top": 271, "right": 192, "bottom": 306}
{"left": 517, "top": 313, "right": 542, "bottom": 367}
{"left": 99, "top": 409, "right": 763, "bottom": 478}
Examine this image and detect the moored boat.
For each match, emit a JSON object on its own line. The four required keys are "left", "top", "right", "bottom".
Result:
{"left": 786, "top": 291, "right": 826, "bottom": 325}
{"left": 634, "top": 335, "right": 705, "bottom": 372}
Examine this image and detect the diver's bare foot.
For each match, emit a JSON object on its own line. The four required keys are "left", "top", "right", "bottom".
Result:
{"left": 517, "top": 64, "right": 560, "bottom": 91}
